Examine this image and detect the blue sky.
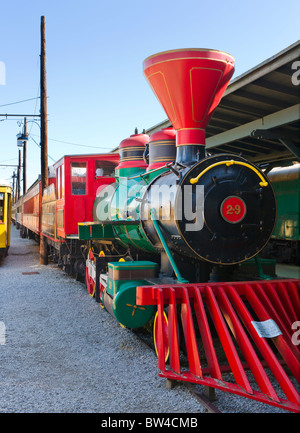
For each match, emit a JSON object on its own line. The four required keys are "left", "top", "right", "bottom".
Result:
{"left": 0, "top": 0, "right": 299, "bottom": 189}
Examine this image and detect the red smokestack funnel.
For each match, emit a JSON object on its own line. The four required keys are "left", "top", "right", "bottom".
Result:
{"left": 143, "top": 49, "right": 235, "bottom": 164}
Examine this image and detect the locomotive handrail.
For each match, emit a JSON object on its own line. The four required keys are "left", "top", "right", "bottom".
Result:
{"left": 189, "top": 160, "right": 269, "bottom": 187}
{"left": 150, "top": 208, "right": 189, "bottom": 284}
{"left": 78, "top": 220, "right": 140, "bottom": 225}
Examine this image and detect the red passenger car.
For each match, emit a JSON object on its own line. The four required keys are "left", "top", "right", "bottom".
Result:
{"left": 22, "top": 180, "right": 41, "bottom": 236}
{"left": 20, "top": 175, "right": 56, "bottom": 238}
{"left": 40, "top": 153, "right": 119, "bottom": 276}
{"left": 46, "top": 153, "right": 119, "bottom": 239}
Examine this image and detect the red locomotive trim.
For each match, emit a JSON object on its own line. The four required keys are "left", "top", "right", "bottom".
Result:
{"left": 149, "top": 140, "right": 175, "bottom": 146}
{"left": 147, "top": 127, "right": 176, "bottom": 170}
{"left": 116, "top": 132, "right": 149, "bottom": 171}
{"left": 220, "top": 196, "right": 247, "bottom": 224}
{"left": 119, "top": 156, "right": 145, "bottom": 160}
{"left": 143, "top": 49, "right": 235, "bottom": 149}
{"left": 176, "top": 129, "right": 206, "bottom": 146}
{"left": 143, "top": 48, "right": 235, "bottom": 69}
{"left": 118, "top": 145, "right": 146, "bottom": 149}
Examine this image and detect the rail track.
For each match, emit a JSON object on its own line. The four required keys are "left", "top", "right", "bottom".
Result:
{"left": 131, "top": 325, "right": 224, "bottom": 413}
{"left": 185, "top": 384, "right": 222, "bottom": 413}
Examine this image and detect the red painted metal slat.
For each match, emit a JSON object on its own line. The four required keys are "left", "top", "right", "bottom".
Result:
{"left": 193, "top": 287, "right": 222, "bottom": 380}
{"left": 245, "top": 284, "right": 300, "bottom": 386}
{"left": 168, "top": 288, "right": 181, "bottom": 374}
{"left": 181, "top": 287, "right": 202, "bottom": 378}
{"left": 136, "top": 279, "right": 300, "bottom": 412}
{"left": 230, "top": 284, "right": 299, "bottom": 404}
{"left": 217, "top": 286, "right": 280, "bottom": 402}
{"left": 256, "top": 283, "right": 299, "bottom": 357}
{"left": 156, "top": 288, "right": 166, "bottom": 372}
{"left": 288, "top": 281, "right": 300, "bottom": 319}
{"left": 264, "top": 282, "right": 296, "bottom": 339}
{"left": 206, "top": 285, "right": 253, "bottom": 394}
{"left": 278, "top": 282, "right": 298, "bottom": 323}
{"left": 158, "top": 368, "right": 300, "bottom": 412}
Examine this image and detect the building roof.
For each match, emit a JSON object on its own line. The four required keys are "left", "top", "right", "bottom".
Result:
{"left": 146, "top": 41, "right": 300, "bottom": 168}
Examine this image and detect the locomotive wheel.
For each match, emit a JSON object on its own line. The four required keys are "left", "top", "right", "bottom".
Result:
{"left": 153, "top": 311, "right": 169, "bottom": 363}
{"left": 85, "top": 266, "right": 95, "bottom": 297}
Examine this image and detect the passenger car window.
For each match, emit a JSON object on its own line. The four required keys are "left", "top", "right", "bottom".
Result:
{"left": 0, "top": 193, "right": 4, "bottom": 223}
{"left": 71, "top": 162, "right": 87, "bottom": 195}
{"left": 57, "top": 166, "right": 61, "bottom": 199}
{"left": 61, "top": 164, "right": 65, "bottom": 198}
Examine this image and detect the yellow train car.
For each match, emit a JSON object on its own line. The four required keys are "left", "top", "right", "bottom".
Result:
{"left": 0, "top": 182, "right": 12, "bottom": 258}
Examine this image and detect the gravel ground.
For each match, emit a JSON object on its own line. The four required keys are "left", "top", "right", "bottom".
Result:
{"left": 0, "top": 225, "right": 295, "bottom": 414}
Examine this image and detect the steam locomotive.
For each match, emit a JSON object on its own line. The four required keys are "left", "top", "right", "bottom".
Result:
{"left": 78, "top": 49, "right": 277, "bottom": 329}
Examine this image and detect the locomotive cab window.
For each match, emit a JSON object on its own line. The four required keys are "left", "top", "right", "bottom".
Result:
{"left": 0, "top": 193, "right": 4, "bottom": 223}
{"left": 71, "top": 162, "right": 87, "bottom": 195}
{"left": 95, "top": 161, "right": 117, "bottom": 177}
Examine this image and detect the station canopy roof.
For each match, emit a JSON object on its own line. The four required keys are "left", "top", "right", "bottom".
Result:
{"left": 146, "top": 41, "right": 300, "bottom": 169}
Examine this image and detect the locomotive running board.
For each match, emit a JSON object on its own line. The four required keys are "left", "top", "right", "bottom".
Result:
{"left": 78, "top": 220, "right": 139, "bottom": 241}
{"left": 136, "top": 279, "right": 300, "bottom": 412}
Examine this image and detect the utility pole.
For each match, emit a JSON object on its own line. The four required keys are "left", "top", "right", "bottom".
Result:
{"left": 12, "top": 172, "right": 16, "bottom": 204}
{"left": 40, "top": 15, "right": 48, "bottom": 265}
{"left": 23, "top": 117, "right": 27, "bottom": 195}
{"left": 17, "top": 149, "right": 21, "bottom": 200}
{"left": 40, "top": 16, "right": 48, "bottom": 192}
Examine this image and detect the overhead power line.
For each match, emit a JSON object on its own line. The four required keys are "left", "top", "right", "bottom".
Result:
{"left": 0, "top": 113, "right": 41, "bottom": 117}
{"left": 48, "top": 137, "right": 112, "bottom": 149}
{"left": 0, "top": 157, "right": 17, "bottom": 163}
{"left": 0, "top": 97, "right": 41, "bottom": 108}
{"left": 29, "top": 136, "right": 56, "bottom": 162}
{"left": 30, "top": 133, "right": 112, "bottom": 150}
